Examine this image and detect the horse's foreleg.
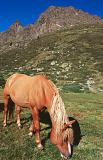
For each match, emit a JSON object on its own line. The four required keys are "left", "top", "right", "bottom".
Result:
{"left": 3, "top": 95, "right": 9, "bottom": 127}
{"left": 31, "top": 107, "right": 43, "bottom": 150}
{"left": 15, "top": 105, "right": 21, "bottom": 129}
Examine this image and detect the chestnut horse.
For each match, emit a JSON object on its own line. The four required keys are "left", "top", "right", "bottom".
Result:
{"left": 3, "top": 73, "right": 75, "bottom": 159}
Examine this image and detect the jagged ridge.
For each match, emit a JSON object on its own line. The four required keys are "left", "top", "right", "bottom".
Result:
{"left": 0, "top": 6, "right": 102, "bottom": 45}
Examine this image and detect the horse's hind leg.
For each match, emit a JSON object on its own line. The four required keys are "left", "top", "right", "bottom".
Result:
{"left": 3, "top": 94, "right": 9, "bottom": 127}
{"left": 28, "top": 121, "right": 34, "bottom": 136}
{"left": 31, "top": 107, "right": 43, "bottom": 150}
{"left": 15, "top": 105, "right": 21, "bottom": 129}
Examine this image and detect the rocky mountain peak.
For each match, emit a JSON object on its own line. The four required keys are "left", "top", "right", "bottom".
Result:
{"left": 0, "top": 6, "right": 103, "bottom": 45}
{"left": 9, "top": 20, "right": 23, "bottom": 33}
{"left": 38, "top": 6, "right": 102, "bottom": 24}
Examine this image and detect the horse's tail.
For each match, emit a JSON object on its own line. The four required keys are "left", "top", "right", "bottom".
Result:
{"left": 3, "top": 84, "right": 9, "bottom": 126}
{"left": 3, "top": 75, "right": 16, "bottom": 124}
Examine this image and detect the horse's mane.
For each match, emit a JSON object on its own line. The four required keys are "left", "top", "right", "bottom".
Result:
{"left": 49, "top": 80, "right": 69, "bottom": 133}
{"left": 47, "top": 79, "right": 74, "bottom": 143}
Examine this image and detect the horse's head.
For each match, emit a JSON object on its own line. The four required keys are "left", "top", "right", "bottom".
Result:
{"left": 50, "top": 120, "right": 75, "bottom": 159}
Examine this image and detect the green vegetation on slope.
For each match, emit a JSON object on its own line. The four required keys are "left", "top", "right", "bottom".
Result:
{"left": 0, "top": 24, "right": 103, "bottom": 89}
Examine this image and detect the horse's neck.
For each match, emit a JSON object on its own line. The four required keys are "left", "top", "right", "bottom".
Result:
{"left": 50, "top": 117, "right": 66, "bottom": 145}
{"left": 50, "top": 121, "right": 62, "bottom": 145}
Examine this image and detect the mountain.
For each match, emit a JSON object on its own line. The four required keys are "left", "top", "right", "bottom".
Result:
{"left": 0, "top": 6, "right": 102, "bottom": 45}
{"left": 0, "top": 21, "right": 23, "bottom": 45}
{"left": 0, "top": 6, "right": 103, "bottom": 92}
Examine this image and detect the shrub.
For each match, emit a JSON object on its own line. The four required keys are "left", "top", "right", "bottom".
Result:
{"left": 62, "top": 83, "right": 89, "bottom": 93}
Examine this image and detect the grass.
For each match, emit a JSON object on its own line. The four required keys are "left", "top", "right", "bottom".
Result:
{"left": 0, "top": 89, "right": 103, "bottom": 160}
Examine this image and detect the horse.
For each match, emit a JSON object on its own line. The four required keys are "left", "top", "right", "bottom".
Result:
{"left": 3, "top": 73, "right": 75, "bottom": 159}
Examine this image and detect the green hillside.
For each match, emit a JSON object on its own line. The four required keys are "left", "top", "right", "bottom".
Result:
{"left": 1, "top": 24, "right": 103, "bottom": 91}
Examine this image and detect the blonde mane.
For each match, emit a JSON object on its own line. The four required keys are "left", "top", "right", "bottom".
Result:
{"left": 50, "top": 87, "right": 74, "bottom": 144}
{"left": 50, "top": 87, "right": 69, "bottom": 134}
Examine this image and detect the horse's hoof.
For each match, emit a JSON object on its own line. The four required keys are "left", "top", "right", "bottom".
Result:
{"left": 18, "top": 125, "right": 22, "bottom": 129}
{"left": 28, "top": 132, "right": 33, "bottom": 137}
{"left": 37, "top": 144, "right": 43, "bottom": 150}
{"left": 3, "top": 124, "right": 6, "bottom": 128}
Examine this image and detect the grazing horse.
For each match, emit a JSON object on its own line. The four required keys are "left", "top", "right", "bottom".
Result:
{"left": 3, "top": 73, "right": 75, "bottom": 159}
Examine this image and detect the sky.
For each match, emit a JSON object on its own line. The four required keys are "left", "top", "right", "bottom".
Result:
{"left": 0, "top": 0, "right": 103, "bottom": 32}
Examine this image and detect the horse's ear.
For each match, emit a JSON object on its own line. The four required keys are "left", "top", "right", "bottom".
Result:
{"left": 62, "top": 120, "right": 76, "bottom": 132}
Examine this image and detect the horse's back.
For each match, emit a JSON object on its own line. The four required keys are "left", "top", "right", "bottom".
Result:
{"left": 31, "top": 75, "right": 57, "bottom": 107}
{"left": 4, "top": 73, "right": 24, "bottom": 95}
{"left": 15, "top": 74, "right": 56, "bottom": 108}
{"left": 4, "top": 74, "right": 57, "bottom": 108}
{"left": 5, "top": 73, "right": 25, "bottom": 88}
{"left": 4, "top": 74, "right": 30, "bottom": 104}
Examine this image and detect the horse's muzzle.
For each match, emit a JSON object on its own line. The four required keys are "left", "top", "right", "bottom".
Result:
{"left": 60, "top": 153, "right": 70, "bottom": 159}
